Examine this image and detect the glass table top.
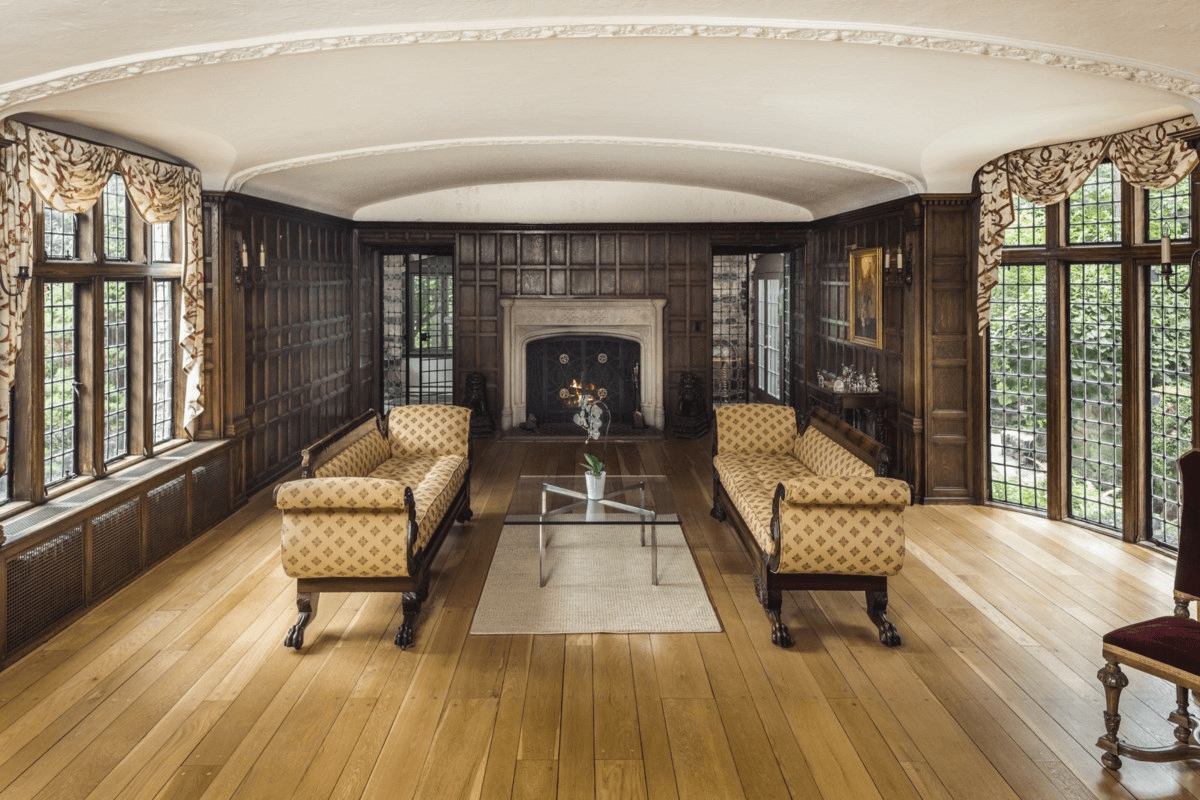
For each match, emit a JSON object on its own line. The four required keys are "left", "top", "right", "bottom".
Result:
{"left": 505, "top": 474, "right": 678, "bottom": 525}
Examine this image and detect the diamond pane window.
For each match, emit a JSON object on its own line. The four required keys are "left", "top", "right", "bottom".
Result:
{"left": 151, "top": 222, "right": 173, "bottom": 263}
{"left": 102, "top": 173, "right": 130, "bottom": 261}
{"left": 44, "top": 283, "right": 78, "bottom": 486}
{"left": 152, "top": 280, "right": 175, "bottom": 443}
{"left": 988, "top": 264, "right": 1049, "bottom": 510}
{"left": 1149, "top": 271, "right": 1192, "bottom": 548}
{"left": 103, "top": 282, "right": 130, "bottom": 463}
{"left": 1148, "top": 180, "right": 1192, "bottom": 241}
{"left": 1004, "top": 195, "right": 1047, "bottom": 247}
{"left": 43, "top": 208, "right": 78, "bottom": 260}
{"left": 1068, "top": 263, "right": 1123, "bottom": 530}
{"left": 1068, "top": 162, "right": 1122, "bottom": 244}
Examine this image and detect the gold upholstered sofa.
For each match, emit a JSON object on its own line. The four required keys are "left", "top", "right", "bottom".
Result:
{"left": 711, "top": 404, "right": 911, "bottom": 648}
{"left": 274, "top": 405, "right": 472, "bottom": 651}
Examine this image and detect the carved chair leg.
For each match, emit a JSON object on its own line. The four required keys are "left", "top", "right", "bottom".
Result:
{"left": 396, "top": 583, "right": 430, "bottom": 649}
{"left": 284, "top": 591, "right": 319, "bottom": 650}
{"left": 866, "top": 589, "right": 901, "bottom": 647}
{"left": 1171, "top": 686, "right": 1197, "bottom": 745}
{"left": 754, "top": 576, "right": 792, "bottom": 648}
{"left": 1096, "top": 658, "right": 1130, "bottom": 770}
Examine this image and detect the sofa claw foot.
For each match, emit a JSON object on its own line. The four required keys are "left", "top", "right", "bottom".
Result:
{"left": 283, "top": 624, "right": 305, "bottom": 650}
{"left": 770, "top": 622, "right": 794, "bottom": 648}
{"left": 878, "top": 622, "right": 902, "bottom": 648}
{"left": 457, "top": 504, "right": 474, "bottom": 522}
{"left": 283, "top": 594, "right": 316, "bottom": 650}
{"left": 395, "top": 623, "right": 414, "bottom": 649}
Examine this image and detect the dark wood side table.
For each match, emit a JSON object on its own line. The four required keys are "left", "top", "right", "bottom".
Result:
{"left": 806, "top": 382, "right": 895, "bottom": 454}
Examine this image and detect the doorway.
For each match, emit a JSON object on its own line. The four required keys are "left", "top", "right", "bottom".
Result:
{"left": 382, "top": 252, "right": 454, "bottom": 411}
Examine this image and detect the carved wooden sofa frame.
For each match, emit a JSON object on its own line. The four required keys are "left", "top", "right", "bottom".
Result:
{"left": 275, "top": 406, "right": 473, "bottom": 651}
{"left": 711, "top": 404, "right": 911, "bottom": 648}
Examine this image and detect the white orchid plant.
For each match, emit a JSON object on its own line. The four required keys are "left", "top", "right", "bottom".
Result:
{"left": 568, "top": 379, "right": 610, "bottom": 477}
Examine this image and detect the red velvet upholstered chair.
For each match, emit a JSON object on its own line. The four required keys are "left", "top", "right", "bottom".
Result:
{"left": 1096, "top": 448, "right": 1200, "bottom": 770}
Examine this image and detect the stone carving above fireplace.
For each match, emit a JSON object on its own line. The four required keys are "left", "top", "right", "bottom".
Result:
{"left": 500, "top": 297, "right": 667, "bottom": 431}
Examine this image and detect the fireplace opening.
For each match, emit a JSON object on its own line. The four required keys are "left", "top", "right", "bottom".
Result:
{"left": 525, "top": 336, "right": 641, "bottom": 427}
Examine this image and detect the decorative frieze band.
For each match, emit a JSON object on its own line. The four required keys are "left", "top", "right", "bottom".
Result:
{"left": 2, "top": 21, "right": 1198, "bottom": 112}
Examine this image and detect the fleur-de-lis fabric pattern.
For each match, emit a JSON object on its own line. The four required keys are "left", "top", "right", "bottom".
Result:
{"left": 714, "top": 452, "right": 804, "bottom": 553}
{"left": 777, "top": 475, "right": 908, "bottom": 576}
{"left": 794, "top": 427, "right": 875, "bottom": 477}
{"left": 388, "top": 404, "right": 472, "bottom": 459}
{"left": 278, "top": 405, "right": 470, "bottom": 579}
{"left": 715, "top": 404, "right": 797, "bottom": 456}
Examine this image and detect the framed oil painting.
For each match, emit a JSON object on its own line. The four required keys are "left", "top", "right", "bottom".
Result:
{"left": 849, "top": 247, "right": 883, "bottom": 348}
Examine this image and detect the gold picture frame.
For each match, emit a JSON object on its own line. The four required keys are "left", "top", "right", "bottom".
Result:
{"left": 849, "top": 247, "right": 883, "bottom": 348}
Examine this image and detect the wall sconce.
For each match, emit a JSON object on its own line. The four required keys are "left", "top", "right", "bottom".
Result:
{"left": 1159, "top": 236, "right": 1196, "bottom": 294}
{"left": 0, "top": 264, "right": 30, "bottom": 297}
{"left": 234, "top": 240, "right": 267, "bottom": 287}
{"left": 883, "top": 245, "right": 913, "bottom": 288}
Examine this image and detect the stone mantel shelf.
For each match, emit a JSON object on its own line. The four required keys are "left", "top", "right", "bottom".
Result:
{"left": 500, "top": 297, "right": 667, "bottom": 432}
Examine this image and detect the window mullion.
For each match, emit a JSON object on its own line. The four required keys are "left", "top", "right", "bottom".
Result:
{"left": 79, "top": 278, "right": 101, "bottom": 477}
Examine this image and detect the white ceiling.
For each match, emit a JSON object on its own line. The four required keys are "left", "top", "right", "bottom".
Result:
{"left": 3, "top": 1, "right": 1198, "bottom": 223}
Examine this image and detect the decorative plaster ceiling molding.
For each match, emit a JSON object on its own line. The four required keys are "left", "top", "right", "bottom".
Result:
{"left": 2, "top": 20, "right": 1199, "bottom": 112}
{"left": 224, "top": 136, "right": 924, "bottom": 195}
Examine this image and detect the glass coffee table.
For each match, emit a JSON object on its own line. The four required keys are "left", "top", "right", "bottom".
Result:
{"left": 505, "top": 475, "right": 678, "bottom": 587}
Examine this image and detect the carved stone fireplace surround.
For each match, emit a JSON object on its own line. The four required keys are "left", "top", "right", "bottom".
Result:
{"left": 500, "top": 297, "right": 667, "bottom": 432}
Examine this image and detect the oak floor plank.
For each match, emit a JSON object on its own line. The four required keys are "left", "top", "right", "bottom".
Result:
{"left": 517, "top": 634, "right": 565, "bottom": 761}
{"left": 592, "top": 633, "right": 641, "bottom": 761}
{"left": 412, "top": 697, "right": 499, "bottom": 799}
{"left": 479, "top": 634, "right": 534, "bottom": 800}
{"left": 1, "top": 439, "right": 1198, "bottom": 800}
{"left": 558, "top": 634, "right": 595, "bottom": 800}
{"left": 628, "top": 633, "right": 680, "bottom": 800}
{"left": 662, "top": 698, "right": 746, "bottom": 800}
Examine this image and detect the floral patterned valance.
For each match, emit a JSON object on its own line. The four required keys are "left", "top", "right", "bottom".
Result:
{"left": 977, "top": 116, "right": 1199, "bottom": 333}
{"left": 0, "top": 120, "right": 206, "bottom": 476}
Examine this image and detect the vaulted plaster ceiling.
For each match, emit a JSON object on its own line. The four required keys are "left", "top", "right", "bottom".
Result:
{"left": 3, "top": 1, "right": 1198, "bottom": 222}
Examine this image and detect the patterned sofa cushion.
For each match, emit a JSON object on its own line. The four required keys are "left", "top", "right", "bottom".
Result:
{"left": 715, "top": 403, "right": 797, "bottom": 457}
{"left": 793, "top": 427, "right": 875, "bottom": 477}
{"left": 277, "top": 456, "right": 468, "bottom": 579}
{"left": 714, "top": 452, "right": 812, "bottom": 554}
{"left": 313, "top": 426, "right": 391, "bottom": 478}
{"left": 388, "top": 404, "right": 471, "bottom": 460}
{"left": 776, "top": 495, "right": 906, "bottom": 576}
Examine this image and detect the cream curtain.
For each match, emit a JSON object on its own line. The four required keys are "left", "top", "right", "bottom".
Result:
{"left": 976, "top": 116, "right": 1199, "bottom": 333}
{"left": 0, "top": 123, "right": 206, "bottom": 476}
{"left": 0, "top": 120, "right": 33, "bottom": 477}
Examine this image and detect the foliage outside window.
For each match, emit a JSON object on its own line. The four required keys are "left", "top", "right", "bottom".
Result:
{"left": 986, "top": 161, "right": 1194, "bottom": 546}
{"left": 152, "top": 281, "right": 176, "bottom": 443}
{"left": 1004, "top": 196, "right": 1047, "bottom": 247}
{"left": 1068, "top": 263, "right": 1124, "bottom": 529}
{"left": 103, "top": 282, "right": 130, "bottom": 463}
{"left": 1149, "top": 273, "right": 1192, "bottom": 547}
{"left": 102, "top": 173, "right": 130, "bottom": 260}
{"left": 43, "top": 208, "right": 79, "bottom": 260}
{"left": 988, "top": 264, "right": 1048, "bottom": 510}
{"left": 1148, "top": 181, "right": 1192, "bottom": 241}
{"left": 44, "top": 283, "right": 78, "bottom": 486}
{"left": 1068, "top": 161, "right": 1122, "bottom": 244}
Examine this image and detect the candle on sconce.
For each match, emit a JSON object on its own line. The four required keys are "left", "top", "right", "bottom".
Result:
{"left": 240, "top": 240, "right": 248, "bottom": 268}
{"left": 1162, "top": 235, "right": 1171, "bottom": 264}
{"left": 896, "top": 249, "right": 903, "bottom": 271}
{"left": 258, "top": 242, "right": 265, "bottom": 268}
{"left": 883, "top": 250, "right": 891, "bottom": 272}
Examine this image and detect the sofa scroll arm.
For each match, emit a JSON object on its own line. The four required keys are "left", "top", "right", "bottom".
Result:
{"left": 768, "top": 482, "right": 785, "bottom": 573}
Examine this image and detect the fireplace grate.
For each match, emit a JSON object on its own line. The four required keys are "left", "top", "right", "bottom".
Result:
{"left": 526, "top": 336, "right": 640, "bottom": 425}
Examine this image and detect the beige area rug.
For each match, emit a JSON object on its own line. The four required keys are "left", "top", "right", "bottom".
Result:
{"left": 470, "top": 523, "right": 722, "bottom": 635}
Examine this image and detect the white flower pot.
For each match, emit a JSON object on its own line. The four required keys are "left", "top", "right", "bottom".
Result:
{"left": 584, "top": 471, "right": 606, "bottom": 500}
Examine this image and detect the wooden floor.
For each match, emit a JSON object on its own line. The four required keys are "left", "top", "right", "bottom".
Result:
{"left": 0, "top": 436, "right": 1197, "bottom": 800}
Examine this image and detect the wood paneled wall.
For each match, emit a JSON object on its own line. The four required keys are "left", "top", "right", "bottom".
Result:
{"left": 802, "top": 195, "right": 976, "bottom": 502}
{"left": 205, "top": 193, "right": 371, "bottom": 496}
{"left": 359, "top": 225, "right": 744, "bottom": 431}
